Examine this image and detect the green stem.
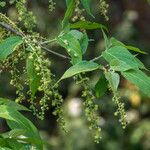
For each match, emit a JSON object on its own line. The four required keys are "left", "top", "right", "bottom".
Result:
{"left": 90, "top": 55, "right": 102, "bottom": 62}
{"left": 41, "top": 38, "right": 57, "bottom": 45}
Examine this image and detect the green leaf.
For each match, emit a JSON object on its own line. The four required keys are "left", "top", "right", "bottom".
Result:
{"left": 110, "top": 37, "right": 147, "bottom": 54}
{"left": 80, "top": 33, "right": 89, "bottom": 54}
{"left": 95, "top": 74, "right": 108, "bottom": 98}
{"left": 105, "top": 38, "right": 147, "bottom": 70}
{"left": 110, "top": 37, "right": 124, "bottom": 47}
{"left": 0, "top": 147, "right": 11, "bottom": 150}
{"left": 0, "top": 100, "right": 42, "bottom": 149}
{"left": 122, "top": 69, "right": 150, "bottom": 97}
{"left": 69, "top": 30, "right": 83, "bottom": 40}
{"left": 2, "top": 138, "right": 28, "bottom": 150}
{"left": 0, "top": 105, "right": 16, "bottom": 121}
{"left": 9, "top": 129, "right": 26, "bottom": 138}
{"left": 17, "top": 137, "right": 46, "bottom": 148}
{"left": 0, "top": 138, "right": 7, "bottom": 148}
{"left": 57, "top": 31, "right": 82, "bottom": 64}
{"left": 26, "top": 54, "right": 41, "bottom": 97}
{"left": 59, "top": 60, "right": 101, "bottom": 81}
{"left": 66, "top": 0, "right": 71, "bottom": 6}
{"left": 125, "top": 45, "right": 147, "bottom": 54}
{"left": 0, "top": 99, "right": 43, "bottom": 149}
{"left": 102, "top": 46, "right": 139, "bottom": 71}
{"left": 81, "top": 0, "right": 94, "bottom": 17}
{"left": 69, "top": 30, "right": 89, "bottom": 54}
{"left": 0, "top": 137, "right": 27, "bottom": 150}
{"left": 105, "top": 71, "right": 120, "bottom": 92}
{"left": 0, "top": 137, "right": 45, "bottom": 150}
{"left": 6, "top": 112, "right": 40, "bottom": 138}
{"left": 62, "top": 0, "right": 75, "bottom": 28}
{"left": 0, "top": 98, "right": 29, "bottom": 111}
{"left": 70, "top": 20, "right": 108, "bottom": 31}
{"left": 6, "top": 111, "right": 43, "bottom": 149}
{"left": 102, "top": 29, "right": 110, "bottom": 49}
{"left": 0, "top": 36, "right": 23, "bottom": 61}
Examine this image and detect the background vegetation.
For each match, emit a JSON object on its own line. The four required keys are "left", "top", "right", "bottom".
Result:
{"left": 0, "top": 0, "right": 150, "bottom": 150}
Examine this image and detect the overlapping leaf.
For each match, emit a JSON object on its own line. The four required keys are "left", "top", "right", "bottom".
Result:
{"left": 102, "top": 46, "right": 140, "bottom": 71}
{"left": 110, "top": 37, "right": 147, "bottom": 54}
{"left": 57, "top": 31, "right": 82, "bottom": 64}
{"left": 0, "top": 138, "right": 29, "bottom": 150}
{"left": 7, "top": 112, "right": 43, "bottom": 150}
{"left": 0, "top": 98, "right": 29, "bottom": 111}
{"left": 102, "top": 39, "right": 150, "bottom": 97}
{"left": 69, "top": 30, "right": 89, "bottom": 54}
{"left": 0, "top": 98, "right": 43, "bottom": 150}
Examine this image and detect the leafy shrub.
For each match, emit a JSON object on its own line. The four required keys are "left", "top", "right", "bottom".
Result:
{"left": 0, "top": 0, "right": 150, "bottom": 149}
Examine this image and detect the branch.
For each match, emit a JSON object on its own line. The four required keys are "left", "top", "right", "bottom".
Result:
{"left": 0, "top": 21, "right": 70, "bottom": 60}
{"left": 0, "top": 22, "right": 24, "bottom": 36}
{"left": 91, "top": 55, "right": 102, "bottom": 62}
{"left": 40, "top": 46, "right": 70, "bottom": 60}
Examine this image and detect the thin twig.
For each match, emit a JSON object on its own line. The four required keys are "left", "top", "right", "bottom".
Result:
{"left": 90, "top": 55, "right": 102, "bottom": 62}
{"left": 40, "top": 46, "right": 70, "bottom": 60}
{"left": 41, "top": 38, "right": 57, "bottom": 45}
{"left": 0, "top": 21, "right": 24, "bottom": 36}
